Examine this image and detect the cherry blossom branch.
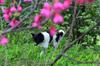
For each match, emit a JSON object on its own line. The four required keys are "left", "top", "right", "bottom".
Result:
{"left": 2, "top": 18, "right": 48, "bottom": 34}
{"left": 20, "top": 0, "right": 36, "bottom": 18}
{"left": 1, "top": 0, "right": 52, "bottom": 35}
{"left": 1, "top": 0, "right": 39, "bottom": 35}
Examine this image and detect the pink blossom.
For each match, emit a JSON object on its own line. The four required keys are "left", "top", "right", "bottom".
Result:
{"left": 40, "top": 2, "right": 52, "bottom": 18}
{"left": 10, "top": 6, "right": 17, "bottom": 13}
{"left": 76, "top": 0, "right": 85, "bottom": 4}
{"left": 53, "top": 2, "right": 64, "bottom": 12}
{"left": 0, "top": 0, "right": 5, "bottom": 4}
{"left": 34, "top": 14, "right": 41, "bottom": 22}
{"left": 76, "top": 0, "right": 94, "bottom": 4}
{"left": 40, "top": 9, "right": 51, "bottom": 18}
{"left": 53, "top": 13, "right": 64, "bottom": 24}
{"left": 8, "top": 12, "right": 12, "bottom": 16}
{"left": 2, "top": 8, "right": 10, "bottom": 14}
{"left": 0, "top": 36, "right": 9, "bottom": 46}
{"left": 37, "top": 25, "right": 42, "bottom": 29}
{"left": 10, "top": 19, "right": 20, "bottom": 28}
{"left": 54, "top": 0, "right": 59, "bottom": 3}
{"left": 50, "top": 26, "right": 57, "bottom": 36}
{"left": 32, "top": 22, "right": 39, "bottom": 28}
{"left": 24, "top": 0, "right": 32, "bottom": 2}
{"left": 32, "top": 22, "right": 42, "bottom": 29}
{"left": 63, "top": 0, "right": 72, "bottom": 9}
{"left": 17, "top": 5, "right": 23, "bottom": 12}
{"left": 3, "top": 8, "right": 12, "bottom": 16}
{"left": 32, "top": 14, "right": 41, "bottom": 28}
{"left": 86, "top": 0, "right": 95, "bottom": 3}
{"left": 43, "top": 2, "right": 52, "bottom": 10}
{"left": 3, "top": 14, "right": 10, "bottom": 21}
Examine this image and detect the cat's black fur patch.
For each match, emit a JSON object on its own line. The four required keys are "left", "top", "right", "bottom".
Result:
{"left": 47, "top": 31, "right": 53, "bottom": 43}
{"left": 49, "top": 34, "right": 53, "bottom": 43}
{"left": 56, "top": 32, "right": 63, "bottom": 42}
{"left": 31, "top": 33, "right": 44, "bottom": 45}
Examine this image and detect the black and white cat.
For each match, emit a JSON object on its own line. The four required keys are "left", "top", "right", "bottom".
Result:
{"left": 31, "top": 30, "right": 65, "bottom": 49}
{"left": 52, "top": 30, "right": 65, "bottom": 48}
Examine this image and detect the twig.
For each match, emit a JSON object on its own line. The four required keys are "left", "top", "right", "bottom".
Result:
{"left": 4, "top": 46, "right": 8, "bottom": 66}
{"left": 68, "top": 0, "right": 77, "bottom": 40}
{"left": 2, "top": 18, "right": 48, "bottom": 34}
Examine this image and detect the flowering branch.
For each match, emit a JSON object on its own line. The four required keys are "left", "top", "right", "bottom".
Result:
{"left": 2, "top": 18, "right": 48, "bottom": 34}
{"left": 1, "top": 0, "right": 39, "bottom": 35}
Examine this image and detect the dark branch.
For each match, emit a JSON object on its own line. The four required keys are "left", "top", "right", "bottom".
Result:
{"left": 50, "top": 20, "right": 100, "bottom": 66}
{"left": 68, "top": 0, "right": 77, "bottom": 40}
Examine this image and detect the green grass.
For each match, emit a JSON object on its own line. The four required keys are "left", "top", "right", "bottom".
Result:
{"left": 0, "top": 31, "right": 100, "bottom": 66}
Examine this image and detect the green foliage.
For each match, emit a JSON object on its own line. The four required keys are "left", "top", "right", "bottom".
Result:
{"left": 0, "top": 0, "right": 100, "bottom": 66}
{"left": 96, "top": 35, "right": 100, "bottom": 45}
{"left": 0, "top": 31, "right": 100, "bottom": 65}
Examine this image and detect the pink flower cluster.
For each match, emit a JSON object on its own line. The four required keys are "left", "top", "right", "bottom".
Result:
{"left": 32, "top": 0, "right": 95, "bottom": 28}
{"left": 40, "top": 2, "right": 52, "bottom": 18}
{"left": 10, "top": 19, "right": 20, "bottom": 28}
{"left": 32, "top": 14, "right": 42, "bottom": 29}
{"left": 32, "top": 0, "right": 72, "bottom": 28}
{"left": 2, "top": 5, "right": 22, "bottom": 28}
{"left": 24, "top": 0, "right": 32, "bottom": 3}
{"left": 0, "top": 36, "right": 9, "bottom": 46}
{"left": 0, "top": 0, "right": 95, "bottom": 46}
{"left": 76, "top": 0, "right": 95, "bottom": 4}
{"left": 0, "top": 0, "right": 5, "bottom": 4}
{"left": 31, "top": 0, "right": 94, "bottom": 36}
{"left": 50, "top": 26, "right": 57, "bottom": 37}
